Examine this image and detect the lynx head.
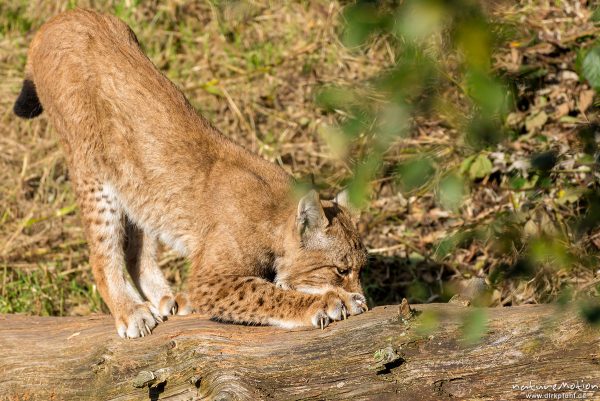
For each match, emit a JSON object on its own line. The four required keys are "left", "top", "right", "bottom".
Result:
{"left": 276, "top": 189, "right": 367, "bottom": 295}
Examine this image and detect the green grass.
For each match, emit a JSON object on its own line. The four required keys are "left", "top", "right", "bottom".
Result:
{"left": 0, "top": 2, "right": 32, "bottom": 35}
{"left": 0, "top": 264, "right": 103, "bottom": 315}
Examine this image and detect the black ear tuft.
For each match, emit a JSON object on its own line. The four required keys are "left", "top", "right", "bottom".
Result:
{"left": 14, "top": 79, "right": 43, "bottom": 119}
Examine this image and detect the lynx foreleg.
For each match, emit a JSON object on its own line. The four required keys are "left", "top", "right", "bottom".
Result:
{"left": 77, "top": 181, "right": 161, "bottom": 338}
{"left": 189, "top": 273, "right": 367, "bottom": 329}
{"left": 124, "top": 222, "right": 192, "bottom": 316}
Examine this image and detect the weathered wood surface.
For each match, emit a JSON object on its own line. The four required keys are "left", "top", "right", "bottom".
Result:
{"left": 0, "top": 303, "right": 598, "bottom": 401}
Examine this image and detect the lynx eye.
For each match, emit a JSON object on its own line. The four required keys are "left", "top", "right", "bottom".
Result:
{"left": 335, "top": 267, "right": 350, "bottom": 276}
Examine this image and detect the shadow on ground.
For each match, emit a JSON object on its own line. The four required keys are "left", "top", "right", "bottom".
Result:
{"left": 362, "top": 254, "right": 455, "bottom": 307}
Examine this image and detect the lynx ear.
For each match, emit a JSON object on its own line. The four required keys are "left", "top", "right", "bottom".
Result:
{"left": 333, "top": 189, "right": 351, "bottom": 209}
{"left": 334, "top": 188, "right": 360, "bottom": 218}
{"left": 297, "top": 190, "right": 327, "bottom": 235}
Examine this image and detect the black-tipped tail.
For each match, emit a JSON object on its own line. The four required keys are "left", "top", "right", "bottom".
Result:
{"left": 14, "top": 79, "right": 43, "bottom": 118}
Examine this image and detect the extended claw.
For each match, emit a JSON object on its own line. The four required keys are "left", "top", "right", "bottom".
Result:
{"left": 356, "top": 298, "right": 369, "bottom": 312}
{"left": 320, "top": 317, "right": 324, "bottom": 330}
{"left": 342, "top": 307, "right": 347, "bottom": 320}
{"left": 145, "top": 323, "right": 151, "bottom": 335}
{"left": 171, "top": 306, "right": 177, "bottom": 315}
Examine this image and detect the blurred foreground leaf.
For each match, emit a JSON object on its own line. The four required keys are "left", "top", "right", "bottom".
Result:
{"left": 397, "top": 157, "right": 436, "bottom": 193}
{"left": 580, "top": 301, "right": 600, "bottom": 325}
{"left": 582, "top": 46, "right": 600, "bottom": 91}
{"left": 530, "top": 151, "right": 557, "bottom": 172}
{"left": 415, "top": 309, "right": 439, "bottom": 336}
{"left": 460, "top": 308, "right": 488, "bottom": 345}
{"left": 438, "top": 174, "right": 466, "bottom": 211}
{"left": 341, "top": 3, "right": 390, "bottom": 48}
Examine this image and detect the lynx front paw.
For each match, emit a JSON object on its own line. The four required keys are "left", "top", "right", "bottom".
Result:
{"left": 337, "top": 291, "right": 368, "bottom": 316}
{"left": 307, "top": 291, "right": 368, "bottom": 329}
{"left": 157, "top": 293, "right": 194, "bottom": 317}
{"left": 115, "top": 302, "right": 163, "bottom": 339}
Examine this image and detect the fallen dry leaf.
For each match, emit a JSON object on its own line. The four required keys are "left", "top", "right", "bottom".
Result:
{"left": 554, "top": 102, "right": 570, "bottom": 118}
{"left": 525, "top": 111, "right": 548, "bottom": 133}
{"left": 579, "top": 89, "right": 595, "bottom": 113}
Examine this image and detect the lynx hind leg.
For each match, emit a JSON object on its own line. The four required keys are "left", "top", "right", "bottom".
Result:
{"left": 162, "top": 291, "right": 194, "bottom": 316}
{"left": 124, "top": 222, "right": 191, "bottom": 316}
{"left": 78, "top": 181, "right": 161, "bottom": 338}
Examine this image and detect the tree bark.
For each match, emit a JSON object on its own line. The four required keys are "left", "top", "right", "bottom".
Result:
{"left": 0, "top": 303, "right": 598, "bottom": 401}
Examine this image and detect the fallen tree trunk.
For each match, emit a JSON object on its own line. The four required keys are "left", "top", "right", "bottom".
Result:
{"left": 0, "top": 303, "right": 598, "bottom": 400}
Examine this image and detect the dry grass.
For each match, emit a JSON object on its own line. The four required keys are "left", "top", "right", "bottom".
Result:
{"left": 1, "top": 0, "right": 599, "bottom": 316}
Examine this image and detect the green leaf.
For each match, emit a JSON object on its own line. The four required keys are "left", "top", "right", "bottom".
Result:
{"left": 509, "top": 176, "right": 527, "bottom": 190}
{"left": 455, "top": 19, "right": 492, "bottom": 71}
{"left": 434, "top": 230, "right": 473, "bottom": 260}
{"left": 318, "top": 124, "right": 349, "bottom": 159}
{"left": 466, "top": 154, "right": 492, "bottom": 180}
{"left": 341, "top": 3, "right": 389, "bottom": 48}
{"left": 56, "top": 204, "right": 77, "bottom": 217}
{"left": 315, "top": 86, "right": 356, "bottom": 112}
{"left": 525, "top": 110, "right": 548, "bottom": 133}
{"left": 415, "top": 309, "right": 439, "bottom": 336}
{"left": 580, "top": 301, "right": 600, "bottom": 325}
{"left": 438, "top": 174, "right": 466, "bottom": 211}
{"left": 582, "top": 46, "right": 600, "bottom": 90}
{"left": 465, "top": 70, "right": 508, "bottom": 115}
{"left": 459, "top": 155, "right": 477, "bottom": 175}
{"left": 529, "top": 237, "right": 573, "bottom": 270}
{"left": 530, "top": 150, "right": 557, "bottom": 172}
{"left": 396, "top": 157, "right": 436, "bottom": 192}
{"left": 556, "top": 187, "right": 585, "bottom": 205}
{"left": 24, "top": 216, "right": 44, "bottom": 228}
{"left": 0, "top": 210, "right": 8, "bottom": 226}
{"left": 460, "top": 308, "right": 488, "bottom": 345}
{"left": 465, "top": 116, "right": 506, "bottom": 150}
{"left": 347, "top": 156, "right": 382, "bottom": 208}
{"left": 592, "top": 7, "right": 600, "bottom": 23}
{"left": 396, "top": 0, "right": 445, "bottom": 42}
{"left": 559, "top": 115, "right": 584, "bottom": 124}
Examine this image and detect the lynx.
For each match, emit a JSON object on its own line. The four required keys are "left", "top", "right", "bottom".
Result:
{"left": 13, "top": 9, "right": 368, "bottom": 338}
